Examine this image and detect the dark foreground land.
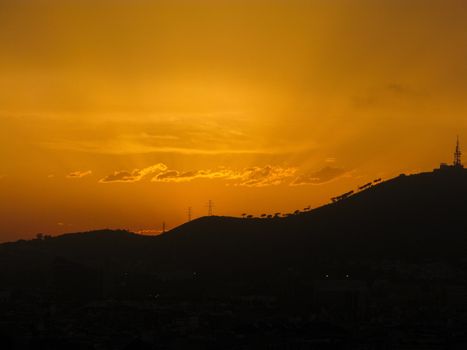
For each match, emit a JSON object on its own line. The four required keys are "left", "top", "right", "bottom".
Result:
{"left": 1, "top": 169, "right": 467, "bottom": 349}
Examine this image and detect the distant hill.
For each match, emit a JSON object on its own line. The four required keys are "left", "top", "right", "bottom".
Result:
{"left": 1, "top": 169, "right": 467, "bottom": 290}
{"left": 164, "top": 169, "right": 467, "bottom": 261}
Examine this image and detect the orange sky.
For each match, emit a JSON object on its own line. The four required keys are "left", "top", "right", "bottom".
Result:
{"left": 1, "top": 0, "right": 467, "bottom": 241}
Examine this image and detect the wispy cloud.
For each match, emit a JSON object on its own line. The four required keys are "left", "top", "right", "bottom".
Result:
{"left": 235, "top": 166, "right": 297, "bottom": 187}
{"left": 100, "top": 164, "right": 350, "bottom": 187}
{"left": 67, "top": 170, "right": 92, "bottom": 179}
{"left": 291, "top": 166, "right": 348, "bottom": 185}
{"left": 100, "top": 163, "right": 297, "bottom": 187}
{"left": 99, "top": 163, "right": 167, "bottom": 183}
{"left": 152, "top": 166, "right": 297, "bottom": 187}
{"left": 37, "top": 112, "right": 309, "bottom": 157}
{"left": 44, "top": 139, "right": 301, "bottom": 156}
{"left": 152, "top": 169, "right": 236, "bottom": 183}
{"left": 351, "top": 83, "right": 428, "bottom": 110}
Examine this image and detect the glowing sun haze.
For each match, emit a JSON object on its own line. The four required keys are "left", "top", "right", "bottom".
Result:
{"left": 1, "top": 0, "right": 467, "bottom": 241}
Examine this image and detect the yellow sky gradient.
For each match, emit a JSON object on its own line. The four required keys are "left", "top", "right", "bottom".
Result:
{"left": 1, "top": 0, "right": 467, "bottom": 241}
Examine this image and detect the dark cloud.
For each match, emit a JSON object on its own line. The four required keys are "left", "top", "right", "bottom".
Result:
{"left": 352, "top": 83, "right": 426, "bottom": 109}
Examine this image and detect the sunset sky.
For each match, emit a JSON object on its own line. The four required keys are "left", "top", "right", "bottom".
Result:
{"left": 1, "top": 0, "right": 467, "bottom": 241}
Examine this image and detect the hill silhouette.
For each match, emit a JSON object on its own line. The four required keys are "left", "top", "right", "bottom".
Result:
{"left": 156, "top": 169, "right": 467, "bottom": 278}
{"left": 1, "top": 168, "right": 467, "bottom": 286}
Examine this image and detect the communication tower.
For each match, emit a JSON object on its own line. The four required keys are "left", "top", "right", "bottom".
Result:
{"left": 454, "top": 136, "right": 462, "bottom": 167}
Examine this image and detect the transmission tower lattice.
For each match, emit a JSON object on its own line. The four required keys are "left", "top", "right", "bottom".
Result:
{"left": 206, "top": 200, "right": 214, "bottom": 216}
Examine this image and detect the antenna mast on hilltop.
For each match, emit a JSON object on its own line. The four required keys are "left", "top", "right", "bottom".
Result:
{"left": 454, "top": 136, "right": 462, "bottom": 167}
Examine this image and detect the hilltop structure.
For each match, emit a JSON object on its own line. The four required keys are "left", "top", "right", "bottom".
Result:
{"left": 435, "top": 137, "right": 464, "bottom": 172}
{"left": 454, "top": 136, "right": 463, "bottom": 167}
